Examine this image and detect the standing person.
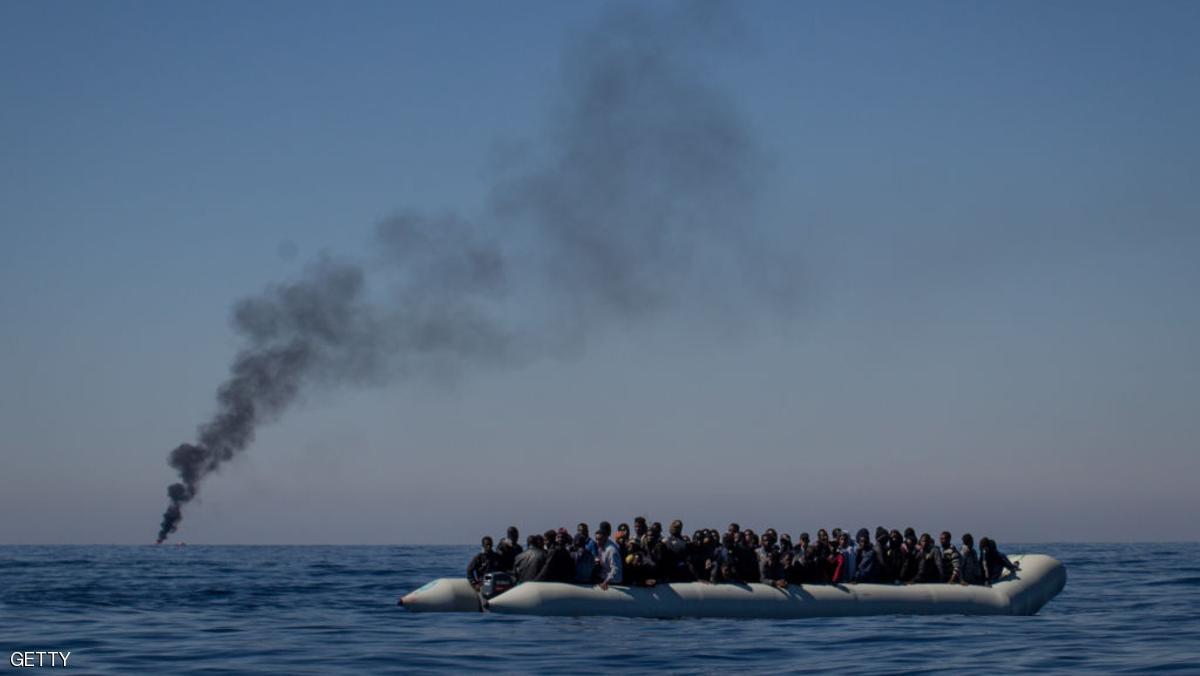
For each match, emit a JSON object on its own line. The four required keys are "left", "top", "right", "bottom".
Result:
{"left": 661, "top": 520, "right": 695, "bottom": 582}
{"left": 883, "top": 530, "right": 904, "bottom": 582}
{"left": 850, "top": 529, "right": 879, "bottom": 583}
{"left": 939, "top": 531, "right": 964, "bottom": 584}
{"left": 572, "top": 533, "right": 596, "bottom": 583}
{"left": 536, "top": 530, "right": 576, "bottom": 583}
{"left": 980, "top": 537, "right": 1021, "bottom": 583}
{"left": 497, "top": 526, "right": 522, "bottom": 572}
{"left": 595, "top": 530, "right": 623, "bottom": 590}
{"left": 467, "top": 536, "right": 502, "bottom": 589}
{"left": 514, "top": 534, "right": 548, "bottom": 583}
{"left": 710, "top": 531, "right": 737, "bottom": 583}
{"left": 911, "top": 533, "right": 943, "bottom": 584}
{"left": 837, "top": 531, "right": 858, "bottom": 582}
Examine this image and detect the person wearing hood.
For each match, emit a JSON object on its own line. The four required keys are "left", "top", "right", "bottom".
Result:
{"left": 535, "top": 530, "right": 576, "bottom": 583}
{"left": 959, "top": 533, "right": 984, "bottom": 585}
{"left": 467, "top": 536, "right": 502, "bottom": 589}
{"left": 980, "top": 537, "right": 1021, "bottom": 583}
{"left": 850, "top": 528, "right": 879, "bottom": 583}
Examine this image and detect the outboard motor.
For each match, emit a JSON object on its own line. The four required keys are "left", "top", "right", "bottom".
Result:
{"left": 480, "top": 572, "right": 514, "bottom": 600}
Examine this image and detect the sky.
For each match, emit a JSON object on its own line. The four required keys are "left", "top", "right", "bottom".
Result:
{"left": 1, "top": 0, "right": 1197, "bottom": 544}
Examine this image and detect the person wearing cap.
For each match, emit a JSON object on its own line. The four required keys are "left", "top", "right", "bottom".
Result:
{"left": 594, "top": 530, "right": 623, "bottom": 590}
{"left": 467, "top": 536, "right": 502, "bottom": 589}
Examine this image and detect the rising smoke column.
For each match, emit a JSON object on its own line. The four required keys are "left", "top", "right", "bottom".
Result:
{"left": 155, "top": 3, "right": 796, "bottom": 542}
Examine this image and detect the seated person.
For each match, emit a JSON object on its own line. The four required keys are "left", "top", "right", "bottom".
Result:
{"left": 980, "top": 537, "right": 1020, "bottom": 583}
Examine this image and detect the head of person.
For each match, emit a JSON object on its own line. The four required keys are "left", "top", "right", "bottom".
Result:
{"left": 980, "top": 537, "right": 993, "bottom": 552}
{"left": 573, "top": 533, "right": 589, "bottom": 550}
{"left": 856, "top": 528, "right": 870, "bottom": 548}
{"left": 836, "top": 532, "right": 849, "bottom": 548}
{"left": 890, "top": 529, "right": 902, "bottom": 544}
{"left": 876, "top": 526, "right": 887, "bottom": 541}
{"left": 595, "top": 530, "right": 609, "bottom": 547}
{"left": 670, "top": 520, "right": 683, "bottom": 537}
{"left": 831, "top": 528, "right": 842, "bottom": 541}
{"left": 544, "top": 529, "right": 556, "bottom": 544}
{"left": 817, "top": 529, "right": 829, "bottom": 544}
{"left": 939, "top": 531, "right": 952, "bottom": 548}
{"left": 577, "top": 523, "right": 589, "bottom": 537}
{"left": 650, "top": 521, "right": 662, "bottom": 537}
{"left": 728, "top": 522, "right": 740, "bottom": 535}
{"left": 557, "top": 531, "right": 570, "bottom": 548}
{"left": 722, "top": 531, "right": 737, "bottom": 548}
{"left": 481, "top": 536, "right": 494, "bottom": 552}
{"left": 507, "top": 526, "right": 519, "bottom": 543}
{"left": 799, "top": 532, "right": 810, "bottom": 547}
{"left": 763, "top": 528, "right": 778, "bottom": 546}
{"left": 779, "top": 534, "right": 792, "bottom": 552}
{"left": 904, "top": 527, "right": 916, "bottom": 541}
{"left": 526, "top": 534, "right": 539, "bottom": 549}
{"left": 919, "top": 533, "right": 933, "bottom": 548}
{"left": 598, "top": 521, "right": 612, "bottom": 537}
{"left": 617, "top": 523, "right": 630, "bottom": 538}
{"left": 634, "top": 516, "right": 647, "bottom": 535}
{"left": 962, "top": 533, "right": 974, "bottom": 549}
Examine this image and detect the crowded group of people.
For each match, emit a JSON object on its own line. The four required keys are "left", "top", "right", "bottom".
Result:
{"left": 467, "top": 518, "right": 1021, "bottom": 591}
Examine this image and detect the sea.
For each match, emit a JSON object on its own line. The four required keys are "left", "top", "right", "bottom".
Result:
{"left": 1, "top": 543, "right": 1196, "bottom": 674}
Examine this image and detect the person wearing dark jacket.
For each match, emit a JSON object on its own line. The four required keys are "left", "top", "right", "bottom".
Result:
{"left": 980, "top": 537, "right": 1020, "bottom": 583}
{"left": 659, "top": 520, "right": 697, "bottom": 582}
{"left": 883, "top": 530, "right": 904, "bottom": 582}
{"left": 939, "top": 531, "right": 964, "bottom": 584}
{"left": 496, "top": 526, "right": 522, "bottom": 572}
{"left": 734, "top": 534, "right": 760, "bottom": 583}
{"left": 850, "top": 529, "right": 879, "bottom": 583}
{"left": 960, "top": 533, "right": 984, "bottom": 585}
{"left": 911, "top": 533, "right": 943, "bottom": 584}
{"left": 535, "top": 531, "right": 576, "bottom": 583}
{"left": 467, "top": 536, "right": 502, "bottom": 588}
{"left": 513, "top": 534, "right": 548, "bottom": 583}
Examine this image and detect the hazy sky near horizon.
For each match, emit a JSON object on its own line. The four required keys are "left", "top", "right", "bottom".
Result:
{"left": 2, "top": 1, "right": 1198, "bottom": 544}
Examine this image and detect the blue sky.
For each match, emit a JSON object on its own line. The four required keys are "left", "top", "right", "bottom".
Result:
{"left": 2, "top": 1, "right": 1197, "bottom": 543}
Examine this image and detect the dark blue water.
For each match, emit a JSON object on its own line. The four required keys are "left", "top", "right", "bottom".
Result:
{"left": 1, "top": 544, "right": 1196, "bottom": 673}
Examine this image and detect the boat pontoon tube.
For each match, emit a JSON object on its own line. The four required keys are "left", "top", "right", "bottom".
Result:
{"left": 400, "top": 553, "right": 1065, "bottom": 618}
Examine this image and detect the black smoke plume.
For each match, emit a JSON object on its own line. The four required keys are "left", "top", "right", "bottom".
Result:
{"left": 156, "top": 3, "right": 797, "bottom": 543}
